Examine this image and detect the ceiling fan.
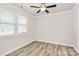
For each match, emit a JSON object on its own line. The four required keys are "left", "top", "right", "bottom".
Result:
{"left": 30, "top": 3, "right": 57, "bottom": 13}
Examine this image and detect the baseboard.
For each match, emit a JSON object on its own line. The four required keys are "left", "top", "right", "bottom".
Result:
{"left": 35, "top": 40, "right": 74, "bottom": 47}
{"left": 73, "top": 46, "right": 79, "bottom": 54}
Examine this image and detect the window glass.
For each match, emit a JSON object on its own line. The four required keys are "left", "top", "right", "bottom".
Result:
{"left": 0, "top": 24, "right": 14, "bottom": 36}
{"left": 1, "top": 12, "right": 14, "bottom": 24}
{"left": 18, "top": 15, "right": 28, "bottom": 33}
{"left": 18, "top": 25, "right": 26, "bottom": 33}
{"left": 18, "top": 15, "right": 26, "bottom": 25}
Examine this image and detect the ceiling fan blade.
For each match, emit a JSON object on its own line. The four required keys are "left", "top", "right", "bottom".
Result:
{"left": 45, "top": 10, "right": 49, "bottom": 13}
{"left": 37, "top": 10, "right": 41, "bottom": 13}
{"left": 30, "top": 6, "right": 40, "bottom": 8}
{"left": 46, "top": 5, "right": 56, "bottom": 8}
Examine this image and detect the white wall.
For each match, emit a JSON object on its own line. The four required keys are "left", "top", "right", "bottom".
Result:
{"left": 0, "top": 4, "right": 35, "bottom": 55}
{"left": 34, "top": 10, "right": 74, "bottom": 46}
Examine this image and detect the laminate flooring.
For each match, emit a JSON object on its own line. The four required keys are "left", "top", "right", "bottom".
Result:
{"left": 7, "top": 41, "right": 79, "bottom": 56}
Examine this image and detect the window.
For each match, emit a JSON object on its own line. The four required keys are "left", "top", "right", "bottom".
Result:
{"left": 0, "top": 9, "right": 28, "bottom": 36}
{"left": 18, "top": 15, "right": 28, "bottom": 33}
{"left": 0, "top": 11, "right": 15, "bottom": 36}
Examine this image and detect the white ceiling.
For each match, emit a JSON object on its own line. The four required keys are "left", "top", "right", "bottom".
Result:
{"left": 11, "top": 3, "right": 75, "bottom": 16}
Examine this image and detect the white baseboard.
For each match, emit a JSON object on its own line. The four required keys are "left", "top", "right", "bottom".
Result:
{"left": 73, "top": 46, "right": 79, "bottom": 54}
{"left": 35, "top": 40, "right": 74, "bottom": 47}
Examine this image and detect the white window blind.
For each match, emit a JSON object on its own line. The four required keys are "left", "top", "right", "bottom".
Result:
{"left": 18, "top": 15, "right": 27, "bottom": 33}
{"left": 1, "top": 12, "right": 14, "bottom": 24}
{"left": 0, "top": 10, "right": 15, "bottom": 36}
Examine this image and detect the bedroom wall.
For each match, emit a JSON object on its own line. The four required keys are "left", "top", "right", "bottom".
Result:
{"left": 0, "top": 4, "right": 35, "bottom": 55}
{"left": 34, "top": 10, "right": 74, "bottom": 46}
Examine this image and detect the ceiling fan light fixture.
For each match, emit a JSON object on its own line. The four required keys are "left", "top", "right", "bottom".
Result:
{"left": 30, "top": 3, "right": 56, "bottom": 13}
{"left": 40, "top": 7, "right": 46, "bottom": 11}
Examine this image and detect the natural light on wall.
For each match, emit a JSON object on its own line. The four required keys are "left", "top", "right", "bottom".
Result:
{"left": 0, "top": 9, "right": 28, "bottom": 36}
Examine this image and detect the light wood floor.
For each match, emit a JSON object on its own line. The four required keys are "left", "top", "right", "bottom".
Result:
{"left": 7, "top": 41, "right": 79, "bottom": 56}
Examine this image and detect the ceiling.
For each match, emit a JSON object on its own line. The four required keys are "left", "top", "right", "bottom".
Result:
{"left": 11, "top": 3, "right": 75, "bottom": 16}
